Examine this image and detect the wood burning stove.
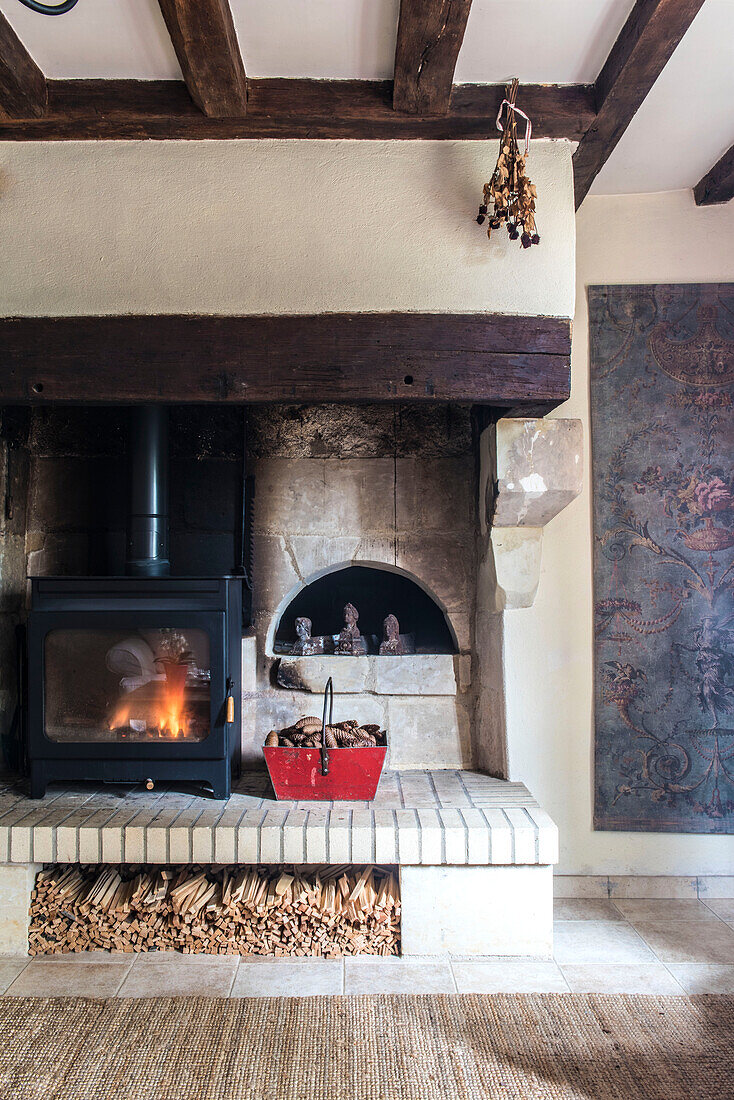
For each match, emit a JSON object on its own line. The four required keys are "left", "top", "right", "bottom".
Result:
{"left": 23, "top": 408, "right": 246, "bottom": 799}
{"left": 25, "top": 576, "right": 242, "bottom": 799}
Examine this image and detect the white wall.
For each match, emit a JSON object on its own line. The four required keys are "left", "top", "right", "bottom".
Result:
{"left": 0, "top": 139, "right": 575, "bottom": 319}
{"left": 505, "top": 189, "right": 734, "bottom": 875}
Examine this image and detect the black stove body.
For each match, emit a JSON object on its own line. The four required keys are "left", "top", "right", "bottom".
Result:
{"left": 24, "top": 408, "right": 247, "bottom": 800}
{"left": 26, "top": 576, "right": 242, "bottom": 800}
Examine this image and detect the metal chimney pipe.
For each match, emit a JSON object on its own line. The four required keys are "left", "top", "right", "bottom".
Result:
{"left": 126, "top": 406, "right": 170, "bottom": 577}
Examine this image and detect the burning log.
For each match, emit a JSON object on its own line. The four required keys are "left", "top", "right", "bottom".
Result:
{"left": 29, "top": 864, "right": 401, "bottom": 957}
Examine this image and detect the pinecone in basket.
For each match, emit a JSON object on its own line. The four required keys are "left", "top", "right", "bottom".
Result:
{"left": 288, "top": 730, "right": 314, "bottom": 745}
{"left": 334, "top": 729, "right": 365, "bottom": 747}
{"left": 294, "top": 716, "right": 323, "bottom": 733}
{"left": 265, "top": 717, "right": 386, "bottom": 748}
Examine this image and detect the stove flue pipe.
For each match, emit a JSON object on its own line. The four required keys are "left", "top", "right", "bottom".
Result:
{"left": 126, "top": 406, "right": 170, "bottom": 577}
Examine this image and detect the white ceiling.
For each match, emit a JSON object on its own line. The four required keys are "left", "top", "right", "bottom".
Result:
{"left": 593, "top": 0, "right": 734, "bottom": 193}
{"left": 0, "top": 0, "right": 731, "bottom": 196}
{"left": 0, "top": 0, "right": 635, "bottom": 83}
{"left": 0, "top": 0, "right": 181, "bottom": 79}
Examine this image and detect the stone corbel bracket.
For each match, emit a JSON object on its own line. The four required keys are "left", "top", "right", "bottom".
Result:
{"left": 481, "top": 418, "right": 583, "bottom": 609}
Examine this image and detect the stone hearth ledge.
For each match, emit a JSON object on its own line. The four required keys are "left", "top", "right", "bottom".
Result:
{"left": 275, "top": 654, "right": 463, "bottom": 696}
{"left": 0, "top": 770, "right": 557, "bottom": 957}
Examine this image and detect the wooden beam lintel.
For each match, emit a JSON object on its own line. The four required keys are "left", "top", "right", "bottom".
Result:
{"left": 0, "top": 79, "right": 595, "bottom": 141}
{"left": 0, "top": 313, "right": 571, "bottom": 412}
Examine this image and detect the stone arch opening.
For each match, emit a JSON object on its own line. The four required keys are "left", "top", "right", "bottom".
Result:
{"left": 273, "top": 562, "right": 458, "bottom": 655}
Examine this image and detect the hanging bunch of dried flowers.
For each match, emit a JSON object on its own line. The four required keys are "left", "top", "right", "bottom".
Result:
{"left": 477, "top": 78, "right": 539, "bottom": 249}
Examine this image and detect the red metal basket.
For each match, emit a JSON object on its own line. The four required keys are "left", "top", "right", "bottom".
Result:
{"left": 263, "top": 677, "right": 387, "bottom": 801}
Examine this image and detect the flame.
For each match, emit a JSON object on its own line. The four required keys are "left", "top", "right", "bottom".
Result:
{"left": 109, "top": 706, "right": 129, "bottom": 732}
{"left": 110, "top": 663, "right": 191, "bottom": 738}
{"left": 154, "top": 705, "right": 184, "bottom": 737}
{"left": 158, "top": 662, "right": 188, "bottom": 737}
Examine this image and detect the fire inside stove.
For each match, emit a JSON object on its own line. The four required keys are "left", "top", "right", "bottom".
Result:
{"left": 44, "top": 627, "right": 211, "bottom": 743}
{"left": 108, "top": 667, "right": 202, "bottom": 741}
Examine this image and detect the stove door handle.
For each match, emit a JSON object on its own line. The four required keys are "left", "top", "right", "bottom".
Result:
{"left": 225, "top": 678, "right": 235, "bottom": 724}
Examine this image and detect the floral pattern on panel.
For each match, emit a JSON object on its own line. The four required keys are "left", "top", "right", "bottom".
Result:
{"left": 590, "top": 284, "right": 734, "bottom": 833}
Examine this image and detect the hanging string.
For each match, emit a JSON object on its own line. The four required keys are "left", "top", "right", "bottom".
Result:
{"left": 495, "top": 99, "right": 533, "bottom": 156}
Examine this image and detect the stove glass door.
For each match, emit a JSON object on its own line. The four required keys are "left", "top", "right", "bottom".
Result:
{"left": 44, "top": 627, "right": 211, "bottom": 743}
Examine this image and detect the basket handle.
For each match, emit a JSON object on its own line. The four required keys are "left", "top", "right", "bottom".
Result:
{"left": 321, "top": 676, "right": 333, "bottom": 776}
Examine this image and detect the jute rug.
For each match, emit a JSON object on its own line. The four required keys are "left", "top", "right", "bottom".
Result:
{"left": 0, "top": 994, "right": 732, "bottom": 1100}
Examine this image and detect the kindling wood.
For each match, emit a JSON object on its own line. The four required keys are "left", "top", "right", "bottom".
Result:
{"left": 0, "top": 78, "right": 595, "bottom": 141}
{"left": 0, "top": 313, "right": 571, "bottom": 412}
{"left": 694, "top": 143, "right": 734, "bottom": 206}
{"left": 573, "top": 0, "right": 706, "bottom": 208}
{"left": 0, "top": 11, "right": 46, "bottom": 120}
{"left": 29, "top": 864, "right": 401, "bottom": 957}
{"left": 393, "top": 0, "right": 473, "bottom": 115}
{"left": 156, "top": 0, "right": 247, "bottom": 118}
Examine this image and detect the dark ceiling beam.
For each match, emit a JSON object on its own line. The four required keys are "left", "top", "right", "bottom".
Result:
{"left": 0, "top": 78, "right": 595, "bottom": 141}
{"left": 156, "top": 0, "right": 247, "bottom": 117}
{"left": 0, "top": 11, "right": 46, "bottom": 120}
{"left": 0, "top": 313, "right": 571, "bottom": 413}
{"left": 573, "top": 0, "right": 706, "bottom": 209}
{"left": 393, "top": 0, "right": 473, "bottom": 115}
{"left": 694, "top": 143, "right": 734, "bottom": 206}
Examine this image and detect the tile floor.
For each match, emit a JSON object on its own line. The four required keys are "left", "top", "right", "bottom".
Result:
{"left": 2, "top": 898, "right": 733, "bottom": 997}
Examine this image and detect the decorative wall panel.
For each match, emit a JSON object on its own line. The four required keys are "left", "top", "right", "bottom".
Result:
{"left": 590, "top": 284, "right": 734, "bottom": 833}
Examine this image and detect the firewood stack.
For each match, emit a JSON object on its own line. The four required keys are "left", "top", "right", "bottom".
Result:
{"left": 28, "top": 864, "right": 400, "bottom": 957}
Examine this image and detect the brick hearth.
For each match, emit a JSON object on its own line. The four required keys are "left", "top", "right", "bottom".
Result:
{"left": 0, "top": 770, "right": 557, "bottom": 957}
{"left": 0, "top": 770, "right": 556, "bottom": 867}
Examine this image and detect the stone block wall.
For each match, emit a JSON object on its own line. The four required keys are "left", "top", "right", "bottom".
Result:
{"left": 242, "top": 405, "right": 478, "bottom": 771}
{"left": 1, "top": 403, "right": 479, "bottom": 774}
{"left": 1, "top": 403, "right": 583, "bottom": 783}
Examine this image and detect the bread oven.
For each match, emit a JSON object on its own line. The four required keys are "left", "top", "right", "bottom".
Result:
{"left": 240, "top": 404, "right": 476, "bottom": 773}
